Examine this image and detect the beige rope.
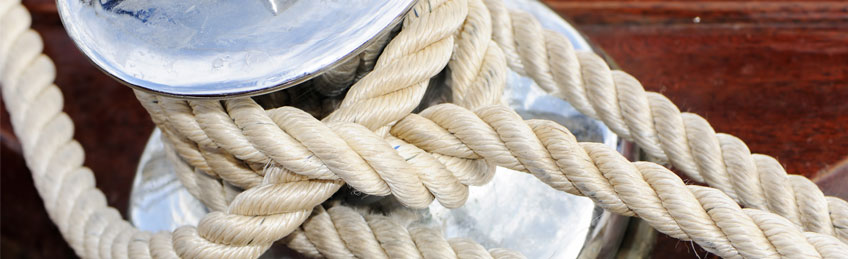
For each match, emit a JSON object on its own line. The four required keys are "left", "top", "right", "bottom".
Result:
{"left": 449, "top": 0, "right": 507, "bottom": 108}
{"left": 153, "top": 0, "right": 848, "bottom": 244}
{"left": 285, "top": 204, "right": 526, "bottom": 259}
{"left": 106, "top": 0, "right": 848, "bottom": 251}
{"left": 164, "top": 132, "right": 239, "bottom": 212}
{"left": 164, "top": 0, "right": 511, "bottom": 250}
{"left": 125, "top": 0, "right": 848, "bottom": 249}
{"left": 7, "top": 53, "right": 848, "bottom": 259}
{"left": 314, "top": 25, "right": 395, "bottom": 97}
{"left": 150, "top": 0, "right": 469, "bottom": 181}
{"left": 164, "top": 1, "right": 511, "bottom": 253}
{"left": 4, "top": 1, "right": 848, "bottom": 259}
{"left": 324, "top": 0, "right": 467, "bottom": 132}
{"left": 481, "top": 0, "right": 848, "bottom": 242}
{"left": 160, "top": 0, "right": 508, "bottom": 211}
{"left": 166, "top": 140, "right": 522, "bottom": 259}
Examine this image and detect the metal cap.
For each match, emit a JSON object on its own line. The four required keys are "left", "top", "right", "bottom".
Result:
{"left": 57, "top": 0, "right": 415, "bottom": 98}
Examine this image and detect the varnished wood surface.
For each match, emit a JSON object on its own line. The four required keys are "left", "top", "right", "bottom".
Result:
{"left": 2, "top": 1, "right": 846, "bottom": 258}
{"left": 548, "top": 0, "right": 848, "bottom": 179}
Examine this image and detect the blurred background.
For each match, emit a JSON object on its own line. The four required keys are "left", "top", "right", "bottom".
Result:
{"left": 2, "top": 0, "right": 847, "bottom": 258}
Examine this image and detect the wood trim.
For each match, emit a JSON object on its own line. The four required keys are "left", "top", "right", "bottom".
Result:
{"left": 546, "top": 1, "right": 848, "bottom": 26}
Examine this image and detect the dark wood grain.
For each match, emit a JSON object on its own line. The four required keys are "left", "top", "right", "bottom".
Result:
{"left": 1, "top": 1, "right": 846, "bottom": 258}
{"left": 548, "top": 1, "right": 848, "bottom": 180}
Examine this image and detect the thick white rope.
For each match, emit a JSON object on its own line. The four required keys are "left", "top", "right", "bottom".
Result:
{"left": 165, "top": 0, "right": 509, "bottom": 252}
{"left": 162, "top": 137, "right": 521, "bottom": 259}
{"left": 153, "top": 0, "right": 848, "bottom": 245}
{"left": 3, "top": 1, "right": 848, "bottom": 259}
{"left": 129, "top": 0, "right": 845, "bottom": 251}
{"left": 449, "top": 0, "right": 507, "bottom": 108}
{"left": 161, "top": 0, "right": 508, "bottom": 212}
{"left": 482, "top": 0, "right": 848, "bottom": 242}
{"left": 284, "top": 204, "right": 526, "bottom": 259}
{"left": 111, "top": 0, "right": 838, "bottom": 254}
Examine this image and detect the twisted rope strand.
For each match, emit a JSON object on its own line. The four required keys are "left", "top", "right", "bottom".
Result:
{"left": 168, "top": 1, "right": 473, "bottom": 255}
{"left": 153, "top": 0, "right": 510, "bottom": 212}
{"left": 146, "top": 0, "right": 469, "bottom": 184}
{"left": 481, "top": 0, "right": 848, "bottom": 242}
{"left": 2, "top": 4, "right": 152, "bottom": 258}
{"left": 155, "top": 84, "right": 848, "bottom": 257}
{"left": 325, "top": 0, "right": 466, "bottom": 131}
{"left": 124, "top": 2, "right": 473, "bottom": 255}
{"left": 161, "top": 0, "right": 512, "bottom": 249}
{"left": 151, "top": 92, "right": 848, "bottom": 258}
{"left": 449, "top": 0, "right": 507, "bottom": 108}
{"left": 285, "top": 205, "right": 526, "bottom": 259}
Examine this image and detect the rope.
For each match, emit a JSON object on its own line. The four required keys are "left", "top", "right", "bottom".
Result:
{"left": 152, "top": 0, "right": 848, "bottom": 245}
{"left": 178, "top": 95, "right": 848, "bottom": 258}
{"left": 449, "top": 0, "right": 507, "bottom": 108}
{"left": 3, "top": 1, "right": 848, "bottom": 259}
{"left": 130, "top": 0, "right": 848, "bottom": 251}
{"left": 159, "top": 0, "right": 508, "bottom": 211}
{"left": 482, "top": 0, "right": 848, "bottom": 242}
{"left": 285, "top": 204, "right": 526, "bottom": 259}
{"left": 161, "top": 138, "right": 521, "bottom": 259}
{"left": 146, "top": 0, "right": 469, "bottom": 180}
{"left": 313, "top": 24, "right": 395, "bottom": 97}
{"left": 161, "top": 1, "right": 509, "bottom": 252}
{"left": 162, "top": 1, "right": 511, "bottom": 255}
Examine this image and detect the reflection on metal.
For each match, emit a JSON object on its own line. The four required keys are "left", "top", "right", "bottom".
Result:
{"left": 263, "top": 0, "right": 295, "bottom": 15}
{"left": 128, "top": 0, "right": 633, "bottom": 257}
{"left": 56, "top": 0, "right": 415, "bottom": 97}
{"left": 129, "top": 130, "right": 207, "bottom": 232}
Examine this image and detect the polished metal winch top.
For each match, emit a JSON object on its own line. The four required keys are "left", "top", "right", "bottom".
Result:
{"left": 57, "top": 0, "right": 415, "bottom": 98}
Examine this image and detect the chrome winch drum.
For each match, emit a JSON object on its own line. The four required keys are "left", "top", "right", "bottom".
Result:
{"left": 58, "top": 0, "right": 415, "bottom": 97}
{"left": 57, "top": 0, "right": 638, "bottom": 258}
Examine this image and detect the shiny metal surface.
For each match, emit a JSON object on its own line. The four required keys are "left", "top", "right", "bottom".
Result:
{"left": 129, "top": 130, "right": 207, "bottom": 232}
{"left": 56, "top": 0, "right": 415, "bottom": 98}
{"left": 128, "top": 1, "right": 631, "bottom": 257}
